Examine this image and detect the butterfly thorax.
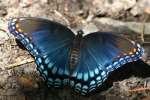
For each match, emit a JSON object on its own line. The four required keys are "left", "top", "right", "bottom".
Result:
{"left": 69, "top": 30, "right": 83, "bottom": 71}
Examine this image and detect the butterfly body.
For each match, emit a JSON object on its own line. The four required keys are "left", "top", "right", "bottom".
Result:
{"left": 8, "top": 17, "right": 144, "bottom": 95}
{"left": 69, "top": 30, "right": 83, "bottom": 72}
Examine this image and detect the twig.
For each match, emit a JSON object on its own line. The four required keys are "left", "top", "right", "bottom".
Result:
{"left": 6, "top": 58, "right": 34, "bottom": 70}
{"left": 128, "top": 87, "right": 150, "bottom": 92}
{"left": 0, "top": 28, "right": 7, "bottom": 33}
{"left": 141, "top": 15, "right": 149, "bottom": 43}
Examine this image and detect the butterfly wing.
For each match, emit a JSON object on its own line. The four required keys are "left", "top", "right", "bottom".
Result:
{"left": 8, "top": 17, "right": 75, "bottom": 87}
{"left": 70, "top": 32, "right": 144, "bottom": 95}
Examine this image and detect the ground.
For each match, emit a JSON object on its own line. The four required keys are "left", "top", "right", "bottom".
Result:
{"left": 0, "top": 0, "right": 150, "bottom": 100}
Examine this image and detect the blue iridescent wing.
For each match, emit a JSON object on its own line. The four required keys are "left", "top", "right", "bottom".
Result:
{"left": 70, "top": 32, "right": 144, "bottom": 95}
{"left": 8, "top": 17, "right": 75, "bottom": 87}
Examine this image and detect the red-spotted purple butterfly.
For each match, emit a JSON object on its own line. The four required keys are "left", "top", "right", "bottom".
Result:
{"left": 8, "top": 17, "right": 144, "bottom": 95}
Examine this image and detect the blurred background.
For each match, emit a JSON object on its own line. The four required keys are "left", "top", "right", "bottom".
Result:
{"left": 0, "top": 0, "right": 150, "bottom": 100}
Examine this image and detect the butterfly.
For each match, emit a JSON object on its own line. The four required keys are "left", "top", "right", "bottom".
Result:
{"left": 8, "top": 17, "right": 144, "bottom": 95}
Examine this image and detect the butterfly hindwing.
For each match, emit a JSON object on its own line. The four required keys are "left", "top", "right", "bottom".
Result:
{"left": 70, "top": 32, "right": 144, "bottom": 94}
{"left": 8, "top": 17, "right": 75, "bottom": 87}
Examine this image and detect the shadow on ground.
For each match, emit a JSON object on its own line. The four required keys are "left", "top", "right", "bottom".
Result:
{"left": 92, "top": 60, "right": 150, "bottom": 95}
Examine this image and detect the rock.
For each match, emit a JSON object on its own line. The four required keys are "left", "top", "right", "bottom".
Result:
{"left": 0, "top": 6, "right": 7, "bottom": 17}
{"left": 19, "top": 0, "right": 33, "bottom": 8}
{"left": 92, "top": 0, "right": 136, "bottom": 17}
{"left": 130, "top": 0, "right": 150, "bottom": 16}
{"left": 82, "top": 22, "right": 98, "bottom": 35}
{"left": 0, "top": 31, "right": 9, "bottom": 45}
{"left": 0, "top": 0, "right": 149, "bottom": 100}
{"left": 0, "top": 19, "right": 8, "bottom": 42}
{"left": 94, "top": 17, "right": 150, "bottom": 36}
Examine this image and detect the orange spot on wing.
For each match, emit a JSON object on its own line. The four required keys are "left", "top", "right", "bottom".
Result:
{"left": 15, "top": 23, "right": 19, "bottom": 28}
{"left": 129, "top": 52, "right": 133, "bottom": 55}
{"left": 18, "top": 28, "right": 23, "bottom": 32}
{"left": 133, "top": 48, "right": 137, "bottom": 52}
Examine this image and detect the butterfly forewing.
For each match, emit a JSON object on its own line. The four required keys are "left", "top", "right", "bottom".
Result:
{"left": 8, "top": 17, "right": 75, "bottom": 87}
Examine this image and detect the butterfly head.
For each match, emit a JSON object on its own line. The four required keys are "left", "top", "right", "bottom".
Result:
{"left": 77, "top": 30, "right": 84, "bottom": 36}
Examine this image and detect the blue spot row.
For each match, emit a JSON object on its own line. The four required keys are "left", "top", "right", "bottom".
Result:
{"left": 70, "top": 69, "right": 108, "bottom": 94}
{"left": 105, "top": 45, "right": 144, "bottom": 76}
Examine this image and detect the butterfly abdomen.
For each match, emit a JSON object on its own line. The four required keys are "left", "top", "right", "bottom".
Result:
{"left": 69, "top": 48, "right": 80, "bottom": 69}
{"left": 69, "top": 32, "right": 83, "bottom": 71}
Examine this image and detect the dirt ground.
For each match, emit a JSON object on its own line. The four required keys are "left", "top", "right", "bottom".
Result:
{"left": 0, "top": 0, "right": 150, "bottom": 100}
